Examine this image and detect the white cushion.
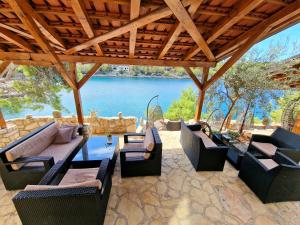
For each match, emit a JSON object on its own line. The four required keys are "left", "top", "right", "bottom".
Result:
{"left": 252, "top": 141, "right": 277, "bottom": 157}
{"left": 144, "top": 128, "right": 155, "bottom": 159}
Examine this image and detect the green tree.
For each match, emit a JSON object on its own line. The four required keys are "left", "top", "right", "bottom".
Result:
{"left": 0, "top": 65, "right": 69, "bottom": 114}
{"left": 165, "top": 87, "right": 197, "bottom": 121}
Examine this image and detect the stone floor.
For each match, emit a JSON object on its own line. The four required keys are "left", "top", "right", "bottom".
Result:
{"left": 1, "top": 131, "right": 300, "bottom": 225}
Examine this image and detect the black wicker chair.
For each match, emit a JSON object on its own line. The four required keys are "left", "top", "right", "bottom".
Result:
{"left": 239, "top": 151, "right": 300, "bottom": 203}
{"left": 13, "top": 159, "right": 112, "bottom": 225}
{"left": 180, "top": 121, "right": 228, "bottom": 171}
{"left": 248, "top": 127, "right": 300, "bottom": 162}
{"left": 0, "top": 122, "right": 85, "bottom": 190}
{"left": 120, "top": 128, "right": 162, "bottom": 177}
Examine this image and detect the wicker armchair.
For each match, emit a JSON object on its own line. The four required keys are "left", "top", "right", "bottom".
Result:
{"left": 13, "top": 159, "right": 111, "bottom": 225}
{"left": 180, "top": 121, "right": 228, "bottom": 171}
{"left": 248, "top": 127, "right": 300, "bottom": 162}
{"left": 120, "top": 128, "right": 162, "bottom": 177}
{"left": 239, "top": 151, "right": 300, "bottom": 203}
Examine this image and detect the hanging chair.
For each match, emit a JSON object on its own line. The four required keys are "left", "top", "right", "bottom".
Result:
{"left": 146, "top": 95, "right": 166, "bottom": 130}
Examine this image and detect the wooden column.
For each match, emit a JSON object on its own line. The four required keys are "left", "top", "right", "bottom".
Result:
{"left": 0, "top": 109, "right": 7, "bottom": 129}
{"left": 195, "top": 67, "right": 209, "bottom": 121}
{"left": 70, "top": 63, "right": 84, "bottom": 125}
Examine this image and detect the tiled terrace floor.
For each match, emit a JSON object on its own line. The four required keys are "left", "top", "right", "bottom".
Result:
{"left": 1, "top": 131, "right": 300, "bottom": 225}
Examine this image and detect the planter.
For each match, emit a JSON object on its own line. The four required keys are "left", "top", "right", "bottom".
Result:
{"left": 166, "top": 120, "right": 181, "bottom": 131}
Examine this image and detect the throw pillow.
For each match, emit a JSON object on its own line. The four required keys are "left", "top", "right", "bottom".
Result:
{"left": 53, "top": 127, "right": 74, "bottom": 144}
{"left": 62, "top": 124, "right": 78, "bottom": 139}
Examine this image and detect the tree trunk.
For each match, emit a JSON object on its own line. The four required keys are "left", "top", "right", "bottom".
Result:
{"left": 239, "top": 102, "right": 251, "bottom": 134}
{"left": 219, "top": 98, "right": 238, "bottom": 132}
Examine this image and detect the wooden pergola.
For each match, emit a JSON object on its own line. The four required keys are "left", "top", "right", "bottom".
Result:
{"left": 0, "top": 0, "right": 299, "bottom": 127}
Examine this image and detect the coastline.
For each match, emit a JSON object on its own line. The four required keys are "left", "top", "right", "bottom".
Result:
{"left": 93, "top": 72, "right": 190, "bottom": 79}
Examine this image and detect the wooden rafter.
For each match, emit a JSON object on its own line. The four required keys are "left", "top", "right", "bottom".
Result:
{"left": 71, "top": 0, "right": 104, "bottom": 56}
{"left": 129, "top": 0, "right": 141, "bottom": 58}
{"left": 0, "top": 52, "right": 216, "bottom": 68}
{"left": 7, "top": 0, "right": 76, "bottom": 89}
{"left": 0, "top": 60, "right": 11, "bottom": 77}
{"left": 184, "top": 67, "right": 203, "bottom": 90}
{"left": 65, "top": 0, "right": 195, "bottom": 54}
{"left": 184, "top": 0, "right": 264, "bottom": 60}
{"left": 157, "top": 0, "right": 203, "bottom": 59}
{"left": 0, "top": 27, "right": 34, "bottom": 51}
{"left": 9, "top": 1, "right": 65, "bottom": 48}
{"left": 215, "top": 1, "right": 300, "bottom": 60}
{"left": 78, "top": 63, "right": 102, "bottom": 89}
{"left": 0, "top": 23, "right": 33, "bottom": 39}
{"left": 164, "top": 0, "right": 215, "bottom": 61}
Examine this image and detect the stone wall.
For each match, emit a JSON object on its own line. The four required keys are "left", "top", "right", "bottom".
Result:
{"left": 0, "top": 113, "right": 137, "bottom": 148}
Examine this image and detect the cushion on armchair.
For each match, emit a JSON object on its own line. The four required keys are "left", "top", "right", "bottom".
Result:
{"left": 144, "top": 128, "right": 155, "bottom": 159}
{"left": 53, "top": 127, "right": 74, "bottom": 144}
{"left": 193, "top": 131, "right": 217, "bottom": 148}
{"left": 24, "top": 180, "right": 102, "bottom": 191}
{"left": 5, "top": 122, "right": 59, "bottom": 170}
{"left": 59, "top": 167, "right": 99, "bottom": 185}
{"left": 252, "top": 141, "right": 277, "bottom": 157}
{"left": 259, "top": 159, "right": 279, "bottom": 170}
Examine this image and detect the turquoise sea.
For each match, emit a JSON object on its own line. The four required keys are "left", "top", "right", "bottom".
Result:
{"left": 6, "top": 76, "right": 197, "bottom": 120}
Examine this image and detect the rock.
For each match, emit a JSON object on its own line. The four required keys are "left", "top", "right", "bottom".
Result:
{"left": 205, "top": 206, "right": 222, "bottom": 221}
{"left": 52, "top": 111, "right": 62, "bottom": 118}
{"left": 117, "top": 198, "right": 144, "bottom": 225}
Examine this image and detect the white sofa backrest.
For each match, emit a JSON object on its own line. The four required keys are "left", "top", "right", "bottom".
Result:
{"left": 5, "top": 122, "right": 59, "bottom": 170}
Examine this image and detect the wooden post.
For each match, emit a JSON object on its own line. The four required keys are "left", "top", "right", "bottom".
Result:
{"left": 0, "top": 109, "right": 7, "bottom": 129}
{"left": 292, "top": 112, "right": 300, "bottom": 135}
{"left": 195, "top": 67, "right": 209, "bottom": 121}
{"left": 70, "top": 63, "right": 84, "bottom": 125}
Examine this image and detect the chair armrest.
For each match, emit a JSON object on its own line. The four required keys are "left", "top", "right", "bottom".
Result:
{"left": 38, "top": 160, "right": 67, "bottom": 185}
{"left": 77, "top": 125, "right": 84, "bottom": 135}
{"left": 273, "top": 151, "right": 299, "bottom": 166}
{"left": 187, "top": 124, "right": 201, "bottom": 131}
{"left": 5, "top": 156, "right": 54, "bottom": 170}
{"left": 121, "top": 148, "right": 148, "bottom": 153}
{"left": 244, "top": 152, "right": 279, "bottom": 172}
{"left": 250, "top": 134, "right": 272, "bottom": 143}
{"left": 124, "top": 133, "right": 145, "bottom": 143}
{"left": 277, "top": 148, "right": 300, "bottom": 163}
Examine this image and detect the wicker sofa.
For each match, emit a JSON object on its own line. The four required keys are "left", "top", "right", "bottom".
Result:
{"left": 248, "top": 127, "right": 300, "bottom": 162}
{"left": 13, "top": 158, "right": 111, "bottom": 225}
{"left": 0, "top": 122, "right": 85, "bottom": 190}
{"left": 120, "top": 127, "right": 162, "bottom": 177}
{"left": 239, "top": 151, "right": 300, "bottom": 203}
{"left": 180, "top": 121, "right": 228, "bottom": 171}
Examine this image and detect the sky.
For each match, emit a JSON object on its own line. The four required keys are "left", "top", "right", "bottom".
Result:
{"left": 249, "top": 23, "right": 300, "bottom": 60}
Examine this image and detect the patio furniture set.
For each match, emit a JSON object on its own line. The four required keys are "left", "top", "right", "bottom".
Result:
{"left": 0, "top": 121, "right": 161, "bottom": 225}
{"left": 0, "top": 120, "right": 299, "bottom": 224}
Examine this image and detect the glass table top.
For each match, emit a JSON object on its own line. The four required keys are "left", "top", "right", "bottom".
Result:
{"left": 72, "top": 136, "right": 119, "bottom": 161}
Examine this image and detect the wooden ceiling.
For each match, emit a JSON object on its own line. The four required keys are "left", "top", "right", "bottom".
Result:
{"left": 0, "top": 0, "right": 299, "bottom": 66}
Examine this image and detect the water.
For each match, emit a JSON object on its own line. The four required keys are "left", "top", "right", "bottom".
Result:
{"left": 5, "top": 76, "right": 197, "bottom": 120}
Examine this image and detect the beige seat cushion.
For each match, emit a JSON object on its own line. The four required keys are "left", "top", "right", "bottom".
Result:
{"left": 6, "top": 122, "right": 59, "bottom": 170}
{"left": 125, "top": 152, "right": 145, "bottom": 161}
{"left": 25, "top": 180, "right": 101, "bottom": 191}
{"left": 193, "top": 131, "right": 217, "bottom": 148}
{"left": 259, "top": 159, "right": 279, "bottom": 170}
{"left": 144, "top": 128, "right": 155, "bottom": 159}
{"left": 123, "top": 142, "right": 144, "bottom": 149}
{"left": 26, "top": 136, "right": 83, "bottom": 167}
{"left": 252, "top": 141, "right": 277, "bottom": 157}
{"left": 59, "top": 167, "right": 99, "bottom": 186}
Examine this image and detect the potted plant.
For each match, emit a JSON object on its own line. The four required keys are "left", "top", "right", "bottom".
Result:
{"left": 106, "top": 132, "right": 112, "bottom": 144}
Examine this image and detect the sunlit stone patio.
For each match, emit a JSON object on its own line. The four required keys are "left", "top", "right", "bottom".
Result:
{"left": 1, "top": 131, "right": 300, "bottom": 225}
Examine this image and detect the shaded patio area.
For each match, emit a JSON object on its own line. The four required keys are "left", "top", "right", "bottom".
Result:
{"left": 1, "top": 131, "right": 300, "bottom": 225}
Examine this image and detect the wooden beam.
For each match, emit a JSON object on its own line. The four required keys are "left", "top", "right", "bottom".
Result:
{"left": 157, "top": 0, "right": 203, "bottom": 59}
{"left": 215, "top": 1, "right": 300, "bottom": 60}
{"left": 184, "top": 67, "right": 203, "bottom": 90}
{"left": 78, "top": 63, "right": 102, "bottom": 89}
{"left": 0, "top": 109, "right": 7, "bottom": 129}
{"left": 184, "top": 0, "right": 264, "bottom": 60}
{"left": 195, "top": 67, "right": 209, "bottom": 121}
{"left": 65, "top": 0, "right": 195, "bottom": 54}
{"left": 204, "top": 28, "right": 271, "bottom": 91}
{"left": 69, "top": 62, "right": 84, "bottom": 125}
{"left": 0, "top": 61, "right": 11, "bottom": 77}
{"left": 71, "top": 0, "right": 104, "bottom": 56}
{"left": 164, "top": 0, "right": 215, "bottom": 61}
{"left": 0, "top": 23, "right": 33, "bottom": 39}
{"left": 0, "top": 27, "right": 34, "bottom": 51}
{"left": 129, "top": 0, "right": 141, "bottom": 58}
{"left": 8, "top": 0, "right": 76, "bottom": 89}
{"left": 10, "top": 0, "right": 65, "bottom": 48}
{"left": 0, "top": 52, "right": 216, "bottom": 67}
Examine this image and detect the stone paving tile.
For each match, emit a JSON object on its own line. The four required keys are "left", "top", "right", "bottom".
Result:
{"left": 0, "top": 131, "right": 300, "bottom": 225}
